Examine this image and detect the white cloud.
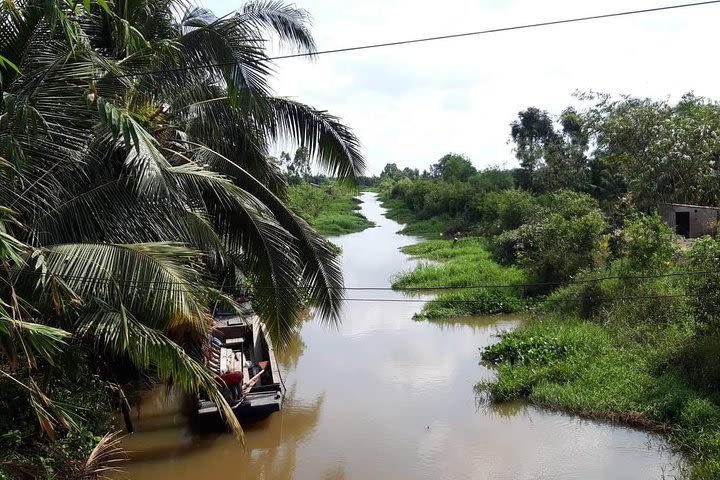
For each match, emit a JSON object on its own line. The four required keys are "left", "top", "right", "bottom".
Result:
{"left": 204, "top": 0, "right": 720, "bottom": 174}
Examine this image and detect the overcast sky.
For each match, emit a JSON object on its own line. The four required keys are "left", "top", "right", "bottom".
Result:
{"left": 204, "top": 0, "right": 720, "bottom": 175}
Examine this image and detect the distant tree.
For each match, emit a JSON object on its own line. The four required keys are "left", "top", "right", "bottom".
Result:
{"left": 587, "top": 92, "right": 720, "bottom": 210}
{"left": 430, "top": 153, "right": 477, "bottom": 182}
{"left": 511, "top": 107, "right": 590, "bottom": 193}
{"left": 510, "top": 108, "right": 556, "bottom": 189}
{"left": 402, "top": 167, "right": 420, "bottom": 180}
{"left": 279, "top": 147, "right": 311, "bottom": 182}
{"left": 381, "top": 163, "right": 401, "bottom": 179}
{"left": 469, "top": 168, "right": 515, "bottom": 192}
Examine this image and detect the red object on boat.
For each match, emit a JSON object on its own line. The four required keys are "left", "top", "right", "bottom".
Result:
{"left": 219, "top": 371, "right": 243, "bottom": 385}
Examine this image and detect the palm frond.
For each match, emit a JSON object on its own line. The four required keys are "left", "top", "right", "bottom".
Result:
{"left": 16, "top": 242, "right": 210, "bottom": 335}
{"left": 236, "top": 1, "right": 316, "bottom": 55}
{"left": 193, "top": 146, "right": 344, "bottom": 325}
{"left": 176, "top": 14, "right": 273, "bottom": 110}
{"left": 0, "top": 314, "right": 70, "bottom": 368}
{"left": 75, "top": 431, "right": 126, "bottom": 480}
{"left": 168, "top": 164, "right": 304, "bottom": 344}
{"left": 181, "top": 95, "right": 287, "bottom": 195}
{"left": 265, "top": 97, "right": 366, "bottom": 181}
{"left": 96, "top": 99, "right": 172, "bottom": 197}
{"left": 77, "top": 305, "right": 243, "bottom": 439}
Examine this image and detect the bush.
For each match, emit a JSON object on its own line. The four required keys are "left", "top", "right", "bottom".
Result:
{"left": 619, "top": 214, "right": 677, "bottom": 274}
{"left": 537, "top": 190, "right": 601, "bottom": 218}
{"left": 419, "top": 289, "right": 525, "bottom": 319}
{"left": 490, "top": 229, "right": 521, "bottom": 265}
{"left": 516, "top": 209, "right": 609, "bottom": 284}
{"left": 468, "top": 168, "right": 515, "bottom": 192}
{"left": 472, "top": 189, "right": 539, "bottom": 236}
{"left": 688, "top": 236, "right": 720, "bottom": 332}
{"left": 674, "top": 335, "right": 720, "bottom": 397}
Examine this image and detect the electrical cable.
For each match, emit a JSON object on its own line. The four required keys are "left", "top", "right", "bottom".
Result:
{"left": 102, "top": 0, "right": 720, "bottom": 80}
{"left": 9, "top": 267, "right": 720, "bottom": 291}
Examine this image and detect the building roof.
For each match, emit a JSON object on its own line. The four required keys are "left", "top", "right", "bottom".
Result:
{"left": 659, "top": 202, "right": 720, "bottom": 210}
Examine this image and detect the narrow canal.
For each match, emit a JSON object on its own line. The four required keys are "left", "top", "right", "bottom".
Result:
{"left": 118, "top": 192, "right": 683, "bottom": 480}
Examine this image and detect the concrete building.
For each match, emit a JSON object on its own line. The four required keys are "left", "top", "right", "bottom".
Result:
{"left": 659, "top": 203, "right": 720, "bottom": 238}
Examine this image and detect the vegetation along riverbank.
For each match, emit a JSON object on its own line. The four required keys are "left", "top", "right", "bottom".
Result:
{"left": 380, "top": 94, "right": 720, "bottom": 478}
{"left": 287, "top": 180, "right": 374, "bottom": 236}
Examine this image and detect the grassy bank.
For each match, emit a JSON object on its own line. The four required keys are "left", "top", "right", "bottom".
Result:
{"left": 379, "top": 197, "right": 448, "bottom": 238}
{"left": 288, "top": 182, "right": 374, "bottom": 236}
{"left": 479, "top": 278, "right": 720, "bottom": 478}
{"left": 393, "top": 238, "right": 527, "bottom": 319}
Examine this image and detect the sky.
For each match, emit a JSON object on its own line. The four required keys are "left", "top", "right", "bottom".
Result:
{"left": 203, "top": 0, "right": 720, "bottom": 175}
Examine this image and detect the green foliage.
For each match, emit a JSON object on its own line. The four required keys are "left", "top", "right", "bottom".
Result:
{"left": 396, "top": 238, "right": 526, "bottom": 288}
{"left": 287, "top": 181, "right": 373, "bottom": 236}
{"left": 479, "top": 228, "right": 720, "bottom": 477}
{"left": 619, "top": 214, "right": 677, "bottom": 274}
{"left": 472, "top": 189, "right": 539, "bottom": 236}
{"left": 588, "top": 92, "right": 720, "bottom": 210}
{"left": 380, "top": 163, "right": 420, "bottom": 181}
{"left": 515, "top": 191, "right": 609, "bottom": 283}
{"left": 674, "top": 334, "right": 720, "bottom": 396}
{"left": 420, "top": 289, "right": 524, "bottom": 319}
{"left": 483, "top": 332, "right": 577, "bottom": 366}
{"left": 468, "top": 168, "right": 514, "bottom": 192}
{"left": 478, "top": 314, "right": 720, "bottom": 477}
{"left": 0, "top": 362, "right": 117, "bottom": 480}
{"left": 0, "top": 0, "right": 369, "bottom": 467}
{"left": 430, "top": 153, "right": 477, "bottom": 182}
{"left": 394, "top": 238, "right": 527, "bottom": 318}
{"left": 510, "top": 107, "right": 590, "bottom": 193}
{"left": 688, "top": 237, "right": 720, "bottom": 332}
{"left": 380, "top": 161, "right": 517, "bottom": 236}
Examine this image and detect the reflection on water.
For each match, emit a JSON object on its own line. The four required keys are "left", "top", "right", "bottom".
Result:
{"left": 117, "top": 193, "right": 684, "bottom": 480}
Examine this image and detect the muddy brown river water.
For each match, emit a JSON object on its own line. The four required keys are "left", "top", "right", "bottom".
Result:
{"left": 117, "top": 192, "right": 684, "bottom": 480}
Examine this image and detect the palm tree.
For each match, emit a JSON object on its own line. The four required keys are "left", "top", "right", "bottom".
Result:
{"left": 0, "top": 0, "right": 364, "bottom": 442}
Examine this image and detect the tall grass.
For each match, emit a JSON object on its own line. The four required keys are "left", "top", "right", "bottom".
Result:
{"left": 379, "top": 197, "right": 448, "bottom": 237}
{"left": 480, "top": 271, "right": 720, "bottom": 479}
{"left": 393, "top": 238, "right": 528, "bottom": 318}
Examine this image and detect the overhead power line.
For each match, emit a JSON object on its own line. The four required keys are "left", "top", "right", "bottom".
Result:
{"left": 337, "top": 293, "right": 700, "bottom": 304}
{"left": 105, "top": 0, "right": 720, "bottom": 80}
{"left": 12, "top": 268, "right": 719, "bottom": 291}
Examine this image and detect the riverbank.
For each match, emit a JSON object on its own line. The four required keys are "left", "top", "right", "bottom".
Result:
{"left": 480, "top": 311, "right": 720, "bottom": 479}
{"left": 288, "top": 182, "right": 374, "bottom": 236}
{"left": 392, "top": 238, "right": 527, "bottom": 319}
{"left": 378, "top": 197, "right": 448, "bottom": 237}
{"left": 380, "top": 190, "right": 713, "bottom": 477}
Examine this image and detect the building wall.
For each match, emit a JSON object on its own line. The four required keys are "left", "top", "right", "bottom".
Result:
{"left": 659, "top": 204, "right": 719, "bottom": 238}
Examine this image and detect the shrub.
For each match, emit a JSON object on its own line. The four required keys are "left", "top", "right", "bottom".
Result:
{"left": 468, "top": 168, "right": 515, "bottom": 192}
{"left": 619, "top": 214, "right": 677, "bottom": 274}
{"left": 688, "top": 236, "right": 720, "bottom": 332}
{"left": 516, "top": 209, "right": 609, "bottom": 284}
{"left": 419, "top": 289, "right": 525, "bottom": 319}
{"left": 537, "top": 190, "right": 600, "bottom": 218}
{"left": 472, "top": 189, "right": 539, "bottom": 236}
{"left": 483, "top": 333, "right": 576, "bottom": 366}
{"left": 490, "top": 229, "right": 521, "bottom": 265}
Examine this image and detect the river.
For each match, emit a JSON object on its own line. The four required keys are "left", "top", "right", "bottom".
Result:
{"left": 117, "top": 192, "right": 683, "bottom": 480}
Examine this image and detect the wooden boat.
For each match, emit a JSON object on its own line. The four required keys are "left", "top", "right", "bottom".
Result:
{"left": 193, "top": 305, "right": 283, "bottom": 429}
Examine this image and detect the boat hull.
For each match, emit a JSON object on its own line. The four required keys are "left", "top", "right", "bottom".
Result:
{"left": 192, "top": 384, "right": 283, "bottom": 431}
